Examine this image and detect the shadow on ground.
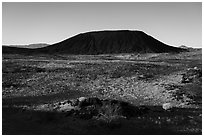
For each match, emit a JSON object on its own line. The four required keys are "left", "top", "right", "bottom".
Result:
{"left": 2, "top": 104, "right": 201, "bottom": 135}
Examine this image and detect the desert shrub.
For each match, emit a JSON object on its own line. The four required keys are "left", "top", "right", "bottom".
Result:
{"left": 75, "top": 98, "right": 149, "bottom": 122}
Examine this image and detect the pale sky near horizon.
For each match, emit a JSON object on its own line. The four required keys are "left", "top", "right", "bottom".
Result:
{"left": 2, "top": 2, "right": 202, "bottom": 47}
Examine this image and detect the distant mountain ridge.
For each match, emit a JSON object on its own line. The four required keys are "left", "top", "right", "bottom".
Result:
{"left": 3, "top": 30, "right": 185, "bottom": 54}
{"left": 3, "top": 43, "right": 49, "bottom": 49}
{"left": 179, "top": 45, "right": 201, "bottom": 52}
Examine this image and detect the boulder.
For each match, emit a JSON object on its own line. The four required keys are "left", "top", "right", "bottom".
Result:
{"left": 78, "top": 97, "right": 87, "bottom": 102}
{"left": 162, "top": 103, "right": 173, "bottom": 111}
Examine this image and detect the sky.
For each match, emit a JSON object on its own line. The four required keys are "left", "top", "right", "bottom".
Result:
{"left": 2, "top": 2, "right": 202, "bottom": 47}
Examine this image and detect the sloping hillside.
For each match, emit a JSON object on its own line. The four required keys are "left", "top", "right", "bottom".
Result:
{"left": 3, "top": 30, "right": 184, "bottom": 54}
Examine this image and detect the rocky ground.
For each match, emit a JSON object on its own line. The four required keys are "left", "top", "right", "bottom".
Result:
{"left": 2, "top": 50, "right": 202, "bottom": 134}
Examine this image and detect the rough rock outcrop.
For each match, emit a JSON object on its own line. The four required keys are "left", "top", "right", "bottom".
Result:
{"left": 182, "top": 67, "right": 202, "bottom": 83}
